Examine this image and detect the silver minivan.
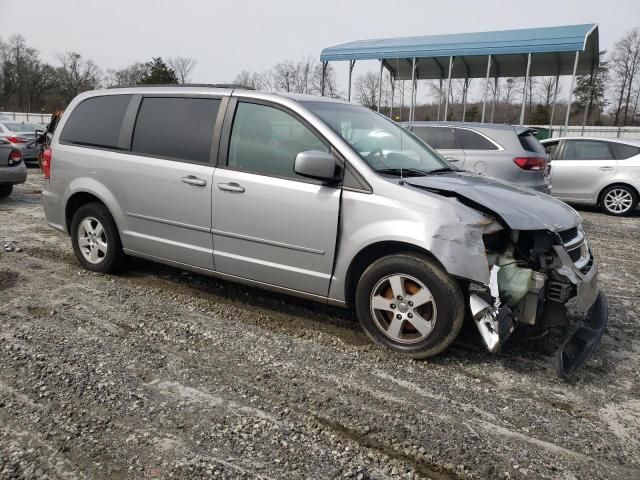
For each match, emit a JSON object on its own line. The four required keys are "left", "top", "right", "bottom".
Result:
{"left": 41, "top": 86, "right": 607, "bottom": 377}
{"left": 403, "top": 122, "right": 550, "bottom": 193}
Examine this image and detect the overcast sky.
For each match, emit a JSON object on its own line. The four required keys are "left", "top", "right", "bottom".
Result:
{"left": 1, "top": 0, "right": 639, "bottom": 101}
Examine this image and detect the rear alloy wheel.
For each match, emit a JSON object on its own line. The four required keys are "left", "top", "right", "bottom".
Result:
{"left": 0, "top": 185, "right": 13, "bottom": 198}
{"left": 601, "top": 185, "right": 638, "bottom": 216}
{"left": 70, "top": 202, "right": 126, "bottom": 273}
{"left": 355, "top": 253, "right": 464, "bottom": 359}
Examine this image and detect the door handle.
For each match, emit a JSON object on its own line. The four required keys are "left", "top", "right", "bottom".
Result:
{"left": 217, "top": 182, "right": 245, "bottom": 193}
{"left": 446, "top": 157, "right": 461, "bottom": 162}
{"left": 181, "top": 175, "right": 207, "bottom": 187}
{"left": 599, "top": 166, "right": 614, "bottom": 171}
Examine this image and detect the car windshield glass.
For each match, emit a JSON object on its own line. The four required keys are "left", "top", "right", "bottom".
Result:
{"left": 302, "top": 101, "right": 449, "bottom": 175}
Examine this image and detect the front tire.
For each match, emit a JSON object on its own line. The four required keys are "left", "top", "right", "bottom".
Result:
{"left": 600, "top": 185, "right": 638, "bottom": 216}
{"left": 355, "top": 253, "right": 465, "bottom": 359}
{"left": 70, "top": 202, "right": 126, "bottom": 273}
{"left": 0, "top": 185, "right": 13, "bottom": 198}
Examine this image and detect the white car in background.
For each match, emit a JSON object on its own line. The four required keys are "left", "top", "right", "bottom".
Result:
{"left": 541, "top": 137, "right": 640, "bottom": 216}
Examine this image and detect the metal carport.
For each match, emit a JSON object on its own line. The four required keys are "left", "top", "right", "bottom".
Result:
{"left": 319, "top": 24, "right": 599, "bottom": 131}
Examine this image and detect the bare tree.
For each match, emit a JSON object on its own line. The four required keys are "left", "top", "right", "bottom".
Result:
{"left": 537, "top": 77, "right": 558, "bottom": 109}
{"left": 56, "top": 52, "right": 101, "bottom": 103}
{"left": 0, "top": 34, "right": 55, "bottom": 111}
{"left": 610, "top": 28, "right": 640, "bottom": 126}
{"left": 104, "top": 62, "right": 147, "bottom": 87}
{"left": 354, "top": 71, "right": 379, "bottom": 109}
{"left": 233, "top": 70, "right": 268, "bottom": 90}
{"left": 501, "top": 78, "right": 521, "bottom": 122}
{"left": 167, "top": 56, "right": 196, "bottom": 84}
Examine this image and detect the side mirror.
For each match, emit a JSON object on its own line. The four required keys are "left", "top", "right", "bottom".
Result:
{"left": 294, "top": 150, "right": 337, "bottom": 181}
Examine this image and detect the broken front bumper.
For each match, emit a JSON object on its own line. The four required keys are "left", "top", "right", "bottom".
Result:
{"left": 470, "top": 243, "right": 608, "bottom": 378}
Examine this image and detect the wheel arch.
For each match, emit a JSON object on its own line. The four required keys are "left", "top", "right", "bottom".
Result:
{"left": 343, "top": 241, "right": 449, "bottom": 307}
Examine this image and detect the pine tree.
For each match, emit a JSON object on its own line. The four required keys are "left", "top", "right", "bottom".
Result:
{"left": 139, "top": 57, "right": 178, "bottom": 85}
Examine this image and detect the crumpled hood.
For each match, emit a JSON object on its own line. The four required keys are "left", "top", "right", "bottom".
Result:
{"left": 406, "top": 171, "right": 579, "bottom": 231}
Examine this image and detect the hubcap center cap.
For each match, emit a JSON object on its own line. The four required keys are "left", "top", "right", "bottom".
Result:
{"left": 398, "top": 302, "right": 409, "bottom": 313}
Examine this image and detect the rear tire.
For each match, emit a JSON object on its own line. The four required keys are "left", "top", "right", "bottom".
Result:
{"left": 70, "top": 202, "right": 126, "bottom": 273}
{"left": 355, "top": 253, "right": 465, "bottom": 359}
{"left": 600, "top": 185, "right": 638, "bottom": 216}
{"left": 0, "top": 185, "right": 13, "bottom": 198}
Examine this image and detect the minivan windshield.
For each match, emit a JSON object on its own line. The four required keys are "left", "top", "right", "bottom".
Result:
{"left": 303, "top": 101, "right": 451, "bottom": 176}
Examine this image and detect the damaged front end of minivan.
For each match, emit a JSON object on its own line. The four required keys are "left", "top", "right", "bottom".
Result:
{"left": 471, "top": 224, "right": 607, "bottom": 378}
{"left": 407, "top": 174, "right": 608, "bottom": 378}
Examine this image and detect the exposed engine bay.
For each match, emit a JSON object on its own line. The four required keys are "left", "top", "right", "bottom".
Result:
{"left": 471, "top": 224, "right": 607, "bottom": 378}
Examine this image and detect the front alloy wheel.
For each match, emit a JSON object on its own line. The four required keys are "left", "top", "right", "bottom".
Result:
{"left": 370, "top": 274, "right": 437, "bottom": 344}
{"left": 355, "top": 253, "right": 464, "bottom": 359}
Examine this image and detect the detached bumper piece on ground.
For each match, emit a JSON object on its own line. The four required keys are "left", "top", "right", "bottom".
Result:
{"left": 553, "top": 292, "right": 608, "bottom": 378}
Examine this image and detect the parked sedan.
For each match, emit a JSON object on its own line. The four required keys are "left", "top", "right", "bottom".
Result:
{"left": 0, "top": 137, "right": 27, "bottom": 197}
{"left": 0, "top": 121, "right": 43, "bottom": 164}
{"left": 541, "top": 137, "right": 640, "bottom": 216}
{"left": 403, "top": 122, "right": 550, "bottom": 193}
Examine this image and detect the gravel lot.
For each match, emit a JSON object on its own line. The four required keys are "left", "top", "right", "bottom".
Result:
{"left": 1, "top": 170, "right": 639, "bottom": 479}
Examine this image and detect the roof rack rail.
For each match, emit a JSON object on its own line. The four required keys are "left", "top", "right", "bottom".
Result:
{"left": 107, "top": 83, "right": 255, "bottom": 90}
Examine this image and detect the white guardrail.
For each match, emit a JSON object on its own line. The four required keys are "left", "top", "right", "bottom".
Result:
{"left": 533, "top": 125, "right": 640, "bottom": 140}
{"left": 1, "top": 112, "right": 52, "bottom": 126}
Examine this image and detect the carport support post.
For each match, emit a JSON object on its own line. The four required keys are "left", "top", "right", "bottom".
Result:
{"left": 320, "top": 61, "right": 327, "bottom": 97}
{"left": 443, "top": 56, "right": 454, "bottom": 121}
{"left": 564, "top": 51, "right": 580, "bottom": 135}
{"left": 400, "top": 80, "right": 405, "bottom": 121}
{"left": 481, "top": 55, "right": 492, "bottom": 123}
{"left": 548, "top": 74, "right": 559, "bottom": 137}
{"left": 347, "top": 60, "right": 356, "bottom": 102}
{"left": 461, "top": 77, "right": 469, "bottom": 122}
{"left": 377, "top": 60, "right": 383, "bottom": 113}
{"left": 491, "top": 76, "right": 498, "bottom": 123}
{"left": 437, "top": 78, "right": 443, "bottom": 121}
{"left": 409, "top": 58, "right": 416, "bottom": 122}
{"left": 390, "top": 75, "right": 395, "bottom": 119}
{"left": 520, "top": 53, "right": 532, "bottom": 126}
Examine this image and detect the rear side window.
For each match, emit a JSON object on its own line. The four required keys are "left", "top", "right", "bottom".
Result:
{"left": 561, "top": 140, "right": 613, "bottom": 160}
{"left": 518, "top": 132, "right": 546, "bottom": 154}
{"left": 412, "top": 126, "right": 461, "bottom": 149}
{"left": 60, "top": 95, "right": 132, "bottom": 149}
{"left": 454, "top": 128, "right": 498, "bottom": 150}
{"left": 610, "top": 142, "right": 640, "bottom": 159}
{"left": 131, "top": 97, "right": 220, "bottom": 164}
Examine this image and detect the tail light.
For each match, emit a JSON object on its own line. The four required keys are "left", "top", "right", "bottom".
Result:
{"left": 513, "top": 156, "right": 547, "bottom": 171}
{"left": 5, "top": 136, "right": 25, "bottom": 144}
{"left": 8, "top": 149, "right": 22, "bottom": 166}
{"left": 41, "top": 148, "right": 52, "bottom": 179}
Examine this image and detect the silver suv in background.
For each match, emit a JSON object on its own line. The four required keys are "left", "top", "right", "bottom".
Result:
{"left": 42, "top": 86, "right": 607, "bottom": 377}
{"left": 403, "top": 122, "right": 550, "bottom": 193}
{"left": 541, "top": 137, "right": 640, "bottom": 216}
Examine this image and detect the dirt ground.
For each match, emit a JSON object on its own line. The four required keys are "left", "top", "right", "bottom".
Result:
{"left": 1, "top": 170, "right": 639, "bottom": 480}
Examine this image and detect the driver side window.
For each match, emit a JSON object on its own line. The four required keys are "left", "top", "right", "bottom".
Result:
{"left": 228, "top": 102, "right": 329, "bottom": 180}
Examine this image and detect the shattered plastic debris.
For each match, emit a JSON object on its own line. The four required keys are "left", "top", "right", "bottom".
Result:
{"left": 3, "top": 241, "right": 21, "bottom": 252}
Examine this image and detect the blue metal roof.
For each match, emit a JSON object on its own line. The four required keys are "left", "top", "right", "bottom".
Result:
{"left": 321, "top": 24, "right": 599, "bottom": 80}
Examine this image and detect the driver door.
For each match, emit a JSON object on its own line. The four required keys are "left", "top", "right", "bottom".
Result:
{"left": 211, "top": 100, "right": 341, "bottom": 296}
